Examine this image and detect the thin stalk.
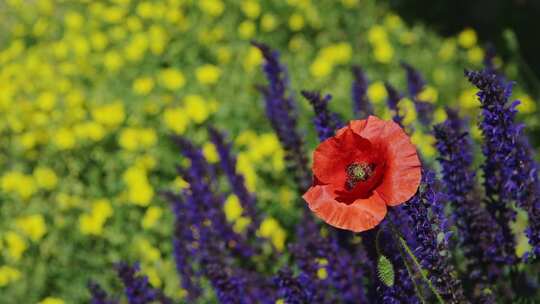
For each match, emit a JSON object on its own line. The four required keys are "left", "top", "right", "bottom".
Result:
{"left": 388, "top": 220, "right": 445, "bottom": 304}
{"left": 393, "top": 234, "right": 428, "bottom": 304}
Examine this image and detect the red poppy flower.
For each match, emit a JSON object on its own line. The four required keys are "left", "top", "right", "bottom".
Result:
{"left": 302, "top": 115, "right": 421, "bottom": 232}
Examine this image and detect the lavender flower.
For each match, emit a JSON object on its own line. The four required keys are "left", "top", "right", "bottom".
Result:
{"left": 384, "top": 82, "right": 404, "bottom": 127}
{"left": 401, "top": 62, "right": 435, "bottom": 126}
{"left": 465, "top": 69, "right": 521, "bottom": 264}
{"left": 204, "top": 262, "right": 246, "bottom": 304}
{"left": 208, "top": 127, "right": 261, "bottom": 237}
{"left": 88, "top": 281, "right": 117, "bottom": 304}
{"left": 301, "top": 90, "right": 343, "bottom": 141}
{"left": 116, "top": 263, "right": 172, "bottom": 304}
{"left": 403, "top": 171, "right": 467, "bottom": 303}
{"left": 253, "top": 41, "right": 311, "bottom": 192}
{"left": 351, "top": 66, "right": 373, "bottom": 118}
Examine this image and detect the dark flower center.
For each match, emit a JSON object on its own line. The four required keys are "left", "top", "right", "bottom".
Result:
{"left": 346, "top": 162, "right": 375, "bottom": 190}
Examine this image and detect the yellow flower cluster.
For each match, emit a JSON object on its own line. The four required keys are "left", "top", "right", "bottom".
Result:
{"left": 123, "top": 166, "right": 154, "bottom": 206}
{"left": 368, "top": 25, "right": 394, "bottom": 64}
{"left": 79, "top": 199, "right": 114, "bottom": 236}
{"left": 224, "top": 195, "right": 252, "bottom": 233}
{"left": 258, "top": 217, "right": 287, "bottom": 251}
{"left": 163, "top": 94, "right": 215, "bottom": 134}
{"left": 310, "top": 42, "right": 353, "bottom": 78}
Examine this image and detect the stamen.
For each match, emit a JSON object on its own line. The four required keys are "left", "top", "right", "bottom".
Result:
{"left": 346, "top": 163, "right": 374, "bottom": 189}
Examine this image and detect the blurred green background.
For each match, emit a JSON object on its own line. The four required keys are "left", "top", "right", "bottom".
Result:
{"left": 0, "top": 0, "right": 538, "bottom": 303}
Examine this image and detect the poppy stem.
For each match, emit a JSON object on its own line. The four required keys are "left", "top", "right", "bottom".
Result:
{"left": 392, "top": 233, "right": 428, "bottom": 304}
{"left": 388, "top": 220, "right": 446, "bottom": 304}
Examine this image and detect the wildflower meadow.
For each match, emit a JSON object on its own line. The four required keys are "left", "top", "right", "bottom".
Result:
{"left": 0, "top": 0, "right": 539, "bottom": 303}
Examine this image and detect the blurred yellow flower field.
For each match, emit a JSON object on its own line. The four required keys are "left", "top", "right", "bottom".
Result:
{"left": 0, "top": 0, "right": 537, "bottom": 302}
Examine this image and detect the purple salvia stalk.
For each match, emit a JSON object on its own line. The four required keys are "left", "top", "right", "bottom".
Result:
{"left": 434, "top": 108, "right": 503, "bottom": 301}
{"left": 301, "top": 90, "right": 343, "bottom": 141}
{"left": 116, "top": 263, "right": 172, "bottom": 304}
{"left": 165, "top": 191, "right": 203, "bottom": 301}
{"left": 204, "top": 261, "right": 247, "bottom": 304}
{"left": 275, "top": 269, "right": 313, "bottom": 303}
{"left": 465, "top": 69, "right": 521, "bottom": 264}
{"left": 351, "top": 65, "right": 373, "bottom": 118}
{"left": 88, "top": 281, "right": 117, "bottom": 304}
{"left": 208, "top": 127, "right": 261, "bottom": 237}
{"left": 384, "top": 82, "right": 404, "bottom": 127}
{"left": 252, "top": 41, "right": 311, "bottom": 193}
{"left": 401, "top": 62, "right": 435, "bottom": 126}
{"left": 403, "top": 171, "right": 467, "bottom": 303}
{"left": 174, "top": 136, "right": 254, "bottom": 258}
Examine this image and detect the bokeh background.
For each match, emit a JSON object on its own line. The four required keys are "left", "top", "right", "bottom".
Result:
{"left": 0, "top": 0, "right": 538, "bottom": 303}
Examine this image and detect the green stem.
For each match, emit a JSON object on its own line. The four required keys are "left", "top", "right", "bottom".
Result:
{"left": 397, "top": 236, "right": 445, "bottom": 304}
{"left": 394, "top": 235, "right": 428, "bottom": 304}
{"left": 387, "top": 219, "right": 445, "bottom": 304}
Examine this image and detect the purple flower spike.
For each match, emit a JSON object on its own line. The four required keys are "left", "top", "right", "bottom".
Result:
{"left": 351, "top": 65, "right": 373, "bottom": 118}
{"left": 401, "top": 62, "right": 435, "bottom": 126}
{"left": 116, "top": 262, "right": 172, "bottom": 304}
{"left": 301, "top": 90, "right": 343, "bottom": 141}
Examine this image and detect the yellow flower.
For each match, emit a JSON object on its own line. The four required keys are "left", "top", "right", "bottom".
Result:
{"left": 288, "top": 35, "right": 304, "bottom": 52}
{"left": 310, "top": 58, "right": 332, "bottom": 78}
{"left": 233, "top": 217, "right": 251, "bottom": 233}
{"left": 142, "top": 266, "right": 162, "bottom": 287}
{"left": 288, "top": 13, "right": 305, "bottom": 31}
{"left": 64, "top": 11, "right": 84, "bottom": 31}
{"left": 39, "top": 297, "right": 64, "bottom": 304}
{"left": 172, "top": 177, "right": 189, "bottom": 190}
{"left": 237, "top": 153, "right": 257, "bottom": 191}
{"left": 517, "top": 95, "right": 537, "bottom": 114}
{"left": 0, "top": 266, "right": 21, "bottom": 287}
{"left": 37, "top": 91, "right": 56, "bottom": 111}
{"left": 261, "top": 14, "right": 278, "bottom": 32}
{"left": 163, "top": 107, "right": 189, "bottom": 134}
{"left": 132, "top": 77, "right": 155, "bottom": 95}
{"left": 90, "top": 31, "right": 108, "bottom": 51}
{"left": 74, "top": 122, "right": 106, "bottom": 142}
{"left": 243, "top": 46, "right": 263, "bottom": 72}
{"left": 142, "top": 206, "right": 163, "bottom": 229}
{"left": 384, "top": 14, "right": 403, "bottom": 30}
{"left": 196, "top": 64, "right": 221, "bottom": 85}
{"left": 367, "top": 81, "right": 387, "bottom": 104}
{"left": 459, "top": 88, "right": 479, "bottom": 110}
{"left": 241, "top": 0, "right": 261, "bottom": 19}
{"left": 258, "top": 217, "right": 286, "bottom": 251}
{"left": 149, "top": 25, "right": 168, "bottom": 55}
{"left": 320, "top": 42, "right": 352, "bottom": 65}
{"left": 92, "top": 102, "right": 125, "bottom": 128}
{"left": 224, "top": 195, "right": 243, "bottom": 222}
{"left": 399, "top": 98, "right": 417, "bottom": 126}
{"left": 458, "top": 28, "right": 477, "bottom": 49}
{"left": 134, "top": 238, "right": 161, "bottom": 263}
{"left": 118, "top": 128, "right": 157, "bottom": 151}
{"left": 433, "top": 108, "right": 448, "bottom": 124}
{"left": 79, "top": 199, "right": 113, "bottom": 236}
{"left": 15, "top": 214, "right": 47, "bottom": 242}
{"left": 341, "top": 0, "right": 358, "bottom": 8}
{"left": 373, "top": 42, "right": 394, "bottom": 64}
{"left": 467, "top": 46, "right": 484, "bottom": 64}
{"left": 368, "top": 25, "right": 388, "bottom": 45}
{"left": 5, "top": 231, "right": 27, "bottom": 261}
{"left": 125, "top": 33, "right": 149, "bottom": 62}
{"left": 184, "top": 94, "right": 210, "bottom": 124}
{"left": 238, "top": 20, "right": 256, "bottom": 39}
{"left": 202, "top": 142, "right": 219, "bottom": 163}
{"left": 199, "top": 0, "right": 224, "bottom": 17}
{"left": 317, "top": 267, "right": 328, "bottom": 280}
{"left": 438, "top": 39, "right": 456, "bottom": 61}
{"left": 33, "top": 167, "right": 58, "bottom": 190}
{"left": 123, "top": 167, "right": 154, "bottom": 206}
{"left": 417, "top": 86, "right": 438, "bottom": 103}
{"left": 103, "top": 50, "right": 124, "bottom": 72}
{"left": 411, "top": 132, "right": 436, "bottom": 158}
{"left": 1, "top": 171, "right": 36, "bottom": 199}
{"left": 159, "top": 68, "right": 185, "bottom": 90}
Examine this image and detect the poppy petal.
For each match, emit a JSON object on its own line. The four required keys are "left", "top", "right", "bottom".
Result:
{"left": 312, "top": 127, "right": 372, "bottom": 185}
{"left": 302, "top": 184, "right": 387, "bottom": 232}
{"left": 354, "top": 116, "right": 421, "bottom": 206}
